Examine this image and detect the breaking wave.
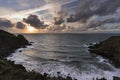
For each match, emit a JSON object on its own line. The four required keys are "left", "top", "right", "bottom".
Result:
{"left": 7, "top": 43, "right": 120, "bottom": 80}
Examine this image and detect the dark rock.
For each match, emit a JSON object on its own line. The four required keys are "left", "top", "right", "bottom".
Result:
{"left": 30, "top": 42, "right": 34, "bottom": 43}
{"left": 17, "top": 34, "right": 29, "bottom": 46}
{"left": 28, "top": 41, "right": 34, "bottom": 45}
{"left": 19, "top": 50, "right": 22, "bottom": 52}
{"left": 66, "top": 76, "right": 73, "bottom": 80}
{"left": 113, "top": 76, "right": 120, "bottom": 80}
{"left": 89, "top": 36, "right": 120, "bottom": 67}
{"left": 0, "top": 30, "right": 29, "bottom": 57}
{"left": 96, "top": 77, "right": 107, "bottom": 80}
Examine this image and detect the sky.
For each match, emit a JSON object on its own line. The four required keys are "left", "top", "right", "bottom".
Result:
{"left": 0, "top": 0, "right": 120, "bottom": 33}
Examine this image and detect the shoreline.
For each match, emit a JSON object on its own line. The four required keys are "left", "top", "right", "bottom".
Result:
{"left": 89, "top": 36, "right": 120, "bottom": 80}
{"left": 0, "top": 30, "right": 74, "bottom": 80}
{"left": 0, "top": 30, "right": 119, "bottom": 80}
{"left": 89, "top": 36, "right": 120, "bottom": 68}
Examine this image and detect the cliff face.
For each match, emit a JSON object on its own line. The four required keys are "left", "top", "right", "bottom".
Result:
{"left": 89, "top": 36, "right": 120, "bottom": 67}
{"left": 0, "top": 30, "right": 29, "bottom": 57}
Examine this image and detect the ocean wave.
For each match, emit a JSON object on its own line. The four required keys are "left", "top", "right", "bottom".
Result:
{"left": 7, "top": 45, "right": 120, "bottom": 80}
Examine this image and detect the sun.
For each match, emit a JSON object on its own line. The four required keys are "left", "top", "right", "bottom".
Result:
{"left": 27, "top": 26, "right": 38, "bottom": 33}
{"left": 28, "top": 26, "right": 35, "bottom": 32}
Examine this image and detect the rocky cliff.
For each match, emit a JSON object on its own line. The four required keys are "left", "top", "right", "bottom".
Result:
{"left": 89, "top": 36, "right": 120, "bottom": 67}
{"left": 0, "top": 30, "right": 29, "bottom": 57}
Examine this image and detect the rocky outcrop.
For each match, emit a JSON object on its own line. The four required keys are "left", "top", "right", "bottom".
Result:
{"left": 0, "top": 30, "right": 29, "bottom": 57}
{"left": 89, "top": 36, "right": 120, "bottom": 67}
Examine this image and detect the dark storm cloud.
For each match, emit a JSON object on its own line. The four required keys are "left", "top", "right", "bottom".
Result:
{"left": 53, "top": 24, "right": 66, "bottom": 31}
{"left": 23, "top": 14, "right": 47, "bottom": 29}
{"left": 67, "top": 0, "right": 96, "bottom": 23}
{"left": 95, "top": 0, "right": 120, "bottom": 15}
{"left": 53, "top": 10, "right": 67, "bottom": 25}
{"left": 87, "top": 17, "right": 120, "bottom": 29}
{"left": 67, "top": 14, "right": 82, "bottom": 23}
{"left": 0, "top": 18, "right": 14, "bottom": 28}
{"left": 67, "top": 0, "right": 120, "bottom": 23}
{"left": 53, "top": 17, "right": 64, "bottom": 25}
{"left": 16, "top": 22, "right": 26, "bottom": 29}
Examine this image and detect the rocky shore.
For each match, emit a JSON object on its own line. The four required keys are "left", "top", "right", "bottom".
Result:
{"left": 0, "top": 30, "right": 29, "bottom": 57}
{"left": 0, "top": 30, "right": 74, "bottom": 80}
{"left": 0, "top": 30, "right": 119, "bottom": 80}
{"left": 89, "top": 36, "right": 120, "bottom": 68}
{"left": 89, "top": 36, "right": 120, "bottom": 80}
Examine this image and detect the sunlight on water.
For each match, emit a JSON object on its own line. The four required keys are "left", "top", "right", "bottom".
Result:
{"left": 7, "top": 33, "right": 120, "bottom": 80}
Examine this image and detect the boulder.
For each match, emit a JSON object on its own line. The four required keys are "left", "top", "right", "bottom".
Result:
{"left": 89, "top": 36, "right": 120, "bottom": 67}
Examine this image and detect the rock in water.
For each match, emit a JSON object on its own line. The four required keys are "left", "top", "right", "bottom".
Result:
{"left": 0, "top": 30, "right": 29, "bottom": 57}
{"left": 89, "top": 36, "right": 120, "bottom": 67}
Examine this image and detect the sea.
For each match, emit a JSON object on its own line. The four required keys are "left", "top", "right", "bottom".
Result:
{"left": 7, "top": 33, "right": 120, "bottom": 80}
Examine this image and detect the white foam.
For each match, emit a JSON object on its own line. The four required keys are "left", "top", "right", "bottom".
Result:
{"left": 22, "top": 61, "right": 120, "bottom": 80}
{"left": 96, "top": 56, "right": 109, "bottom": 63}
{"left": 7, "top": 45, "right": 120, "bottom": 80}
{"left": 83, "top": 42, "right": 98, "bottom": 48}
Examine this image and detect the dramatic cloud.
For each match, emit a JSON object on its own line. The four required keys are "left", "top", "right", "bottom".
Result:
{"left": 0, "top": 18, "right": 14, "bottom": 28}
{"left": 67, "top": 0, "right": 120, "bottom": 23}
{"left": 16, "top": 22, "right": 26, "bottom": 29}
{"left": 66, "top": 0, "right": 99, "bottom": 23}
{"left": 23, "top": 14, "right": 47, "bottom": 29}
{"left": 53, "top": 17, "right": 64, "bottom": 25}
{"left": 47, "top": 24, "right": 66, "bottom": 31}
{"left": 87, "top": 17, "right": 117, "bottom": 29}
{"left": 1, "top": 0, "right": 120, "bottom": 33}
{"left": 47, "top": 23, "right": 77, "bottom": 32}
{"left": 67, "top": 14, "right": 79, "bottom": 23}
{"left": 52, "top": 10, "right": 67, "bottom": 25}
{"left": 77, "top": 14, "right": 120, "bottom": 31}
{"left": 95, "top": 0, "right": 120, "bottom": 15}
